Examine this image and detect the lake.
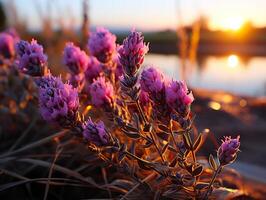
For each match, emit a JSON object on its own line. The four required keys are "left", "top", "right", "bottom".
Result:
{"left": 144, "top": 54, "right": 266, "bottom": 97}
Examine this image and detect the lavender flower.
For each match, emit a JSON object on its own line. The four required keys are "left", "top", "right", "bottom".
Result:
{"left": 118, "top": 30, "right": 149, "bottom": 75}
{"left": 0, "top": 33, "right": 16, "bottom": 59}
{"left": 140, "top": 67, "right": 165, "bottom": 94}
{"left": 139, "top": 90, "right": 150, "bottom": 107}
{"left": 89, "top": 76, "right": 114, "bottom": 107}
{"left": 85, "top": 56, "right": 102, "bottom": 83}
{"left": 166, "top": 80, "right": 194, "bottom": 117}
{"left": 217, "top": 136, "right": 240, "bottom": 166}
{"left": 38, "top": 75, "right": 79, "bottom": 126}
{"left": 63, "top": 43, "right": 89, "bottom": 74}
{"left": 88, "top": 27, "right": 116, "bottom": 63}
{"left": 67, "top": 73, "right": 85, "bottom": 91}
{"left": 16, "top": 39, "right": 48, "bottom": 76}
{"left": 82, "top": 118, "right": 109, "bottom": 146}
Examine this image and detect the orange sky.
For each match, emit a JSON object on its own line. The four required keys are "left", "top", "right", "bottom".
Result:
{"left": 9, "top": 0, "right": 266, "bottom": 31}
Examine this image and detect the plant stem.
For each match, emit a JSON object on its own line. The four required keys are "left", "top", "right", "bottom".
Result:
{"left": 203, "top": 165, "right": 222, "bottom": 199}
{"left": 186, "top": 130, "right": 196, "bottom": 164}
{"left": 0, "top": 130, "right": 67, "bottom": 159}
{"left": 169, "top": 120, "right": 179, "bottom": 151}
{"left": 135, "top": 100, "right": 165, "bottom": 162}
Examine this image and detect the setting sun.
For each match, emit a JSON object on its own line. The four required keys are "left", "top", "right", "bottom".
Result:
{"left": 228, "top": 54, "right": 239, "bottom": 68}
{"left": 227, "top": 17, "right": 244, "bottom": 31}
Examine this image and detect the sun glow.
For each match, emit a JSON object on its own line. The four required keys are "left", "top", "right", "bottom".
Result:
{"left": 227, "top": 55, "right": 239, "bottom": 68}
{"left": 226, "top": 17, "right": 244, "bottom": 31}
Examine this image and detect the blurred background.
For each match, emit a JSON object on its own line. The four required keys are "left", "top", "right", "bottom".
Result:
{"left": 0, "top": 0, "right": 265, "bottom": 184}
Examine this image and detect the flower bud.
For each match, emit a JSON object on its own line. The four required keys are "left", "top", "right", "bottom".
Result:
{"left": 85, "top": 56, "right": 102, "bottom": 83}
{"left": 89, "top": 76, "right": 114, "bottom": 107}
{"left": 82, "top": 118, "right": 109, "bottom": 146}
{"left": 166, "top": 80, "right": 194, "bottom": 117}
{"left": 218, "top": 136, "right": 240, "bottom": 166}
{"left": 38, "top": 75, "right": 79, "bottom": 127}
{"left": 118, "top": 30, "right": 148, "bottom": 75}
{"left": 88, "top": 27, "right": 116, "bottom": 63}
{"left": 63, "top": 42, "right": 89, "bottom": 74}
{"left": 0, "top": 33, "right": 16, "bottom": 59}
{"left": 140, "top": 67, "right": 164, "bottom": 95}
{"left": 16, "top": 39, "right": 48, "bottom": 77}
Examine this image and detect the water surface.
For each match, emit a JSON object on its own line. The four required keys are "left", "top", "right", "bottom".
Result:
{"left": 144, "top": 54, "right": 266, "bottom": 97}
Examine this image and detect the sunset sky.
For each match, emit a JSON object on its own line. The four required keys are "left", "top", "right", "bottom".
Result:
{"left": 6, "top": 0, "right": 266, "bottom": 31}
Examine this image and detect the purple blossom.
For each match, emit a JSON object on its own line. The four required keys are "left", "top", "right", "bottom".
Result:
{"left": 85, "top": 56, "right": 102, "bottom": 83}
{"left": 63, "top": 43, "right": 89, "bottom": 74}
{"left": 118, "top": 30, "right": 149, "bottom": 75}
{"left": 218, "top": 136, "right": 240, "bottom": 166}
{"left": 38, "top": 75, "right": 79, "bottom": 126}
{"left": 140, "top": 67, "right": 165, "bottom": 94}
{"left": 16, "top": 39, "right": 48, "bottom": 76}
{"left": 165, "top": 80, "right": 194, "bottom": 117}
{"left": 139, "top": 90, "right": 150, "bottom": 107}
{"left": 66, "top": 73, "right": 85, "bottom": 91}
{"left": 89, "top": 76, "right": 114, "bottom": 107}
{"left": 112, "top": 53, "right": 123, "bottom": 80}
{"left": 0, "top": 33, "right": 16, "bottom": 59}
{"left": 88, "top": 27, "right": 116, "bottom": 63}
{"left": 82, "top": 118, "right": 109, "bottom": 146}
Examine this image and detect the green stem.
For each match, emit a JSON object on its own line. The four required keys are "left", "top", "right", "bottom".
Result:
{"left": 204, "top": 165, "right": 222, "bottom": 199}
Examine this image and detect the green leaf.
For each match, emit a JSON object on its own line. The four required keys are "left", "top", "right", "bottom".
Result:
{"left": 167, "top": 145, "right": 178, "bottom": 153}
{"left": 143, "top": 140, "right": 153, "bottom": 148}
{"left": 195, "top": 182, "right": 209, "bottom": 190}
{"left": 121, "top": 130, "right": 141, "bottom": 139}
{"left": 162, "top": 143, "right": 169, "bottom": 155}
{"left": 209, "top": 154, "right": 217, "bottom": 170}
{"left": 169, "top": 157, "right": 178, "bottom": 167}
{"left": 193, "top": 134, "right": 202, "bottom": 150}
{"left": 192, "top": 165, "right": 203, "bottom": 176}
{"left": 156, "top": 131, "right": 169, "bottom": 141}
{"left": 158, "top": 124, "right": 170, "bottom": 132}
{"left": 182, "top": 134, "right": 191, "bottom": 150}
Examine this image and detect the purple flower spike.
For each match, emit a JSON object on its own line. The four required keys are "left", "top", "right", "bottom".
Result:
{"left": 67, "top": 73, "right": 85, "bottom": 92}
{"left": 16, "top": 39, "right": 48, "bottom": 77}
{"left": 38, "top": 75, "right": 79, "bottom": 127}
{"left": 166, "top": 80, "right": 194, "bottom": 117}
{"left": 140, "top": 67, "right": 164, "bottom": 94}
{"left": 89, "top": 76, "right": 114, "bottom": 107}
{"left": 63, "top": 43, "right": 89, "bottom": 74}
{"left": 88, "top": 27, "right": 116, "bottom": 63}
{"left": 218, "top": 136, "right": 240, "bottom": 166}
{"left": 118, "top": 30, "right": 149, "bottom": 75}
{"left": 85, "top": 56, "right": 102, "bottom": 83}
{"left": 139, "top": 90, "right": 150, "bottom": 107}
{"left": 82, "top": 118, "right": 109, "bottom": 146}
{"left": 0, "top": 33, "right": 16, "bottom": 59}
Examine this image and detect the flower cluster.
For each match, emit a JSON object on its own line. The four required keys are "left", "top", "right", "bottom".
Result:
{"left": 38, "top": 75, "right": 79, "bottom": 126}
{"left": 140, "top": 67, "right": 165, "bottom": 95}
{"left": 118, "top": 30, "right": 149, "bottom": 75}
{"left": 218, "top": 136, "right": 241, "bottom": 166}
{"left": 88, "top": 27, "right": 116, "bottom": 63}
{"left": 63, "top": 43, "right": 89, "bottom": 74}
{"left": 15, "top": 39, "right": 48, "bottom": 76}
{"left": 166, "top": 80, "right": 194, "bottom": 117}
{"left": 85, "top": 56, "right": 102, "bottom": 83}
{"left": 89, "top": 76, "right": 114, "bottom": 108}
{"left": 82, "top": 118, "right": 109, "bottom": 146}
{"left": 0, "top": 32, "right": 16, "bottom": 59}
{"left": 8, "top": 28, "right": 243, "bottom": 200}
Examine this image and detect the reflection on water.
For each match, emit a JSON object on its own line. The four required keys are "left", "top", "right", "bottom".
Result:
{"left": 144, "top": 54, "right": 266, "bottom": 97}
